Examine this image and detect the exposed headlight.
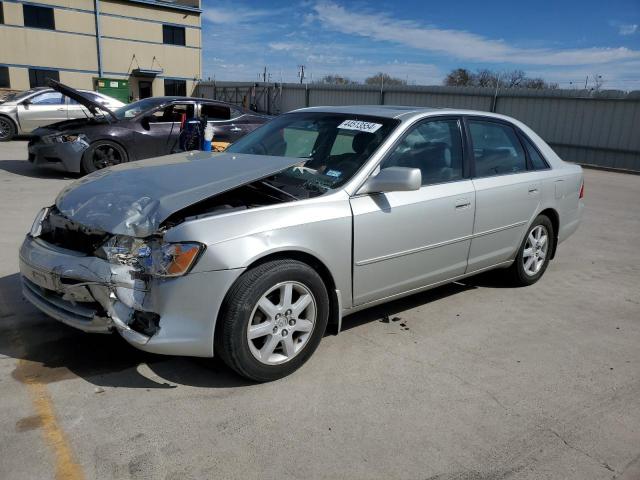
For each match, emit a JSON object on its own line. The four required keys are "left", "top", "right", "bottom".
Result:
{"left": 97, "top": 236, "right": 204, "bottom": 278}
{"left": 29, "top": 207, "right": 50, "bottom": 238}
{"left": 49, "top": 133, "right": 89, "bottom": 145}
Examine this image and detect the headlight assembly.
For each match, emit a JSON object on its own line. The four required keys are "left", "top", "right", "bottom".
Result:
{"left": 29, "top": 207, "right": 50, "bottom": 238}
{"left": 97, "top": 236, "right": 204, "bottom": 278}
{"left": 48, "top": 133, "right": 89, "bottom": 145}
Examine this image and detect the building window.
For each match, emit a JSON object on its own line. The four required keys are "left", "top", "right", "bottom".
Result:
{"left": 164, "top": 79, "right": 186, "bottom": 96}
{"left": 163, "top": 25, "right": 185, "bottom": 46}
{"left": 0, "top": 66, "right": 9, "bottom": 88}
{"left": 28, "top": 69, "right": 59, "bottom": 88}
{"left": 23, "top": 5, "right": 55, "bottom": 30}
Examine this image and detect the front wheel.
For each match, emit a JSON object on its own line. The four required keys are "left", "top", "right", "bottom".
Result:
{"left": 81, "top": 140, "right": 128, "bottom": 174}
{"left": 216, "top": 260, "right": 329, "bottom": 382}
{"left": 506, "top": 215, "right": 554, "bottom": 286}
{"left": 0, "top": 117, "right": 16, "bottom": 142}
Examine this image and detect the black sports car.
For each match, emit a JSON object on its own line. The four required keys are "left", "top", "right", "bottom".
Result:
{"left": 28, "top": 81, "right": 270, "bottom": 174}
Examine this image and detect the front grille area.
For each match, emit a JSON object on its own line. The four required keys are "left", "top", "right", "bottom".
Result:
{"left": 39, "top": 208, "right": 109, "bottom": 255}
{"left": 22, "top": 277, "right": 105, "bottom": 321}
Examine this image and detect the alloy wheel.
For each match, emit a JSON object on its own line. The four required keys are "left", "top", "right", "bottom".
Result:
{"left": 522, "top": 225, "right": 549, "bottom": 276}
{"left": 0, "top": 118, "right": 12, "bottom": 140}
{"left": 92, "top": 144, "right": 123, "bottom": 170}
{"left": 247, "top": 281, "right": 317, "bottom": 365}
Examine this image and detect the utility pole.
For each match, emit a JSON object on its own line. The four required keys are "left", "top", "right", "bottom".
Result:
{"left": 263, "top": 66, "right": 267, "bottom": 83}
{"left": 584, "top": 75, "right": 589, "bottom": 89}
{"left": 93, "top": 0, "right": 103, "bottom": 78}
{"left": 298, "top": 65, "right": 305, "bottom": 84}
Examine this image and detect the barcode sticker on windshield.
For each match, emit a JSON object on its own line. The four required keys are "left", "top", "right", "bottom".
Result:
{"left": 337, "top": 120, "right": 382, "bottom": 133}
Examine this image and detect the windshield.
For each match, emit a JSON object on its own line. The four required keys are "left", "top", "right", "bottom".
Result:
{"left": 113, "top": 98, "right": 167, "bottom": 120}
{"left": 227, "top": 112, "right": 399, "bottom": 198}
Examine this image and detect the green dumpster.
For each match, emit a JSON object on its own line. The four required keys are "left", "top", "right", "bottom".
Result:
{"left": 95, "top": 78, "right": 130, "bottom": 104}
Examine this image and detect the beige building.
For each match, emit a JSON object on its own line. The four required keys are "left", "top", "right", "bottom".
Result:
{"left": 0, "top": 0, "right": 201, "bottom": 100}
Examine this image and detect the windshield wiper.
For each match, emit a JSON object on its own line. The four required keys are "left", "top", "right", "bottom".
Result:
{"left": 259, "top": 180, "right": 299, "bottom": 201}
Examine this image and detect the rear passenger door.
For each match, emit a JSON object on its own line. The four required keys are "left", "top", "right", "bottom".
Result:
{"left": 67, "top": 92, "right": 109, "bottom": 120}
{"left": 465, "top": 117, "right": 541, "bottom": 272}
{"left": 351, "top": 117, "right": 475, "bottom": 305}
{"left": 200, "top": 103, "right": 236, "bottom": 146}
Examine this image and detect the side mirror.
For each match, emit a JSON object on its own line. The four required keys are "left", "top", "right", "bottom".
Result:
{"left": 358, "top": 167, "right": 422, "bottom": 195}
{"left": 21, "top": 99, "right": 31, "bottom": 109}
{"left": 140, "top": 116, "right": 152, "bottom": 130}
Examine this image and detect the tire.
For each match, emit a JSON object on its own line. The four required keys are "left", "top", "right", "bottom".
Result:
{"left": 216, "top": 259, "right": 330, "bottom": 382}
{"left": 0, "top": 116, "right": 16, "bottom": 142}
{"left": 506, "top": 215, "right": 554, "bottom": 286}
{"left": 81, "top": 140, "right": 128, "bottom": 174}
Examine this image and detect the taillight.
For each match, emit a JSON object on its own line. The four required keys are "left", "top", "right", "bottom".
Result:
{"left": 579, "top": 181, "right": 584, "bottom": 199}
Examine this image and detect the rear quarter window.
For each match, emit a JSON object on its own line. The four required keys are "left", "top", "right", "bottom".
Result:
{"left": 521, "top": 134, "right": 550, "bottom": 170}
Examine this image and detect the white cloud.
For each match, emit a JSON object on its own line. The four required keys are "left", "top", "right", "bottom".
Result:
{"left": 619, "top": 24, "right": 638, "bottom": 35}
{"left": 203, "top": 6, "right": 282, "bottom": 25}
{"left": 313, "top": 2, "right": 640, "bottom": 66}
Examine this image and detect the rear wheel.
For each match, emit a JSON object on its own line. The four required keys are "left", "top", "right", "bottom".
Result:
{"left": 0, "top": 117, "right": 16, "bottom": 142}
{"left": 216, "top": 260, "right": 329, "bottom": 382}
{"left": 81, "top": 140, "right": 127, "bottom": 174}
{"left": 506, "top": 215, "right": 554, "bottom": 286}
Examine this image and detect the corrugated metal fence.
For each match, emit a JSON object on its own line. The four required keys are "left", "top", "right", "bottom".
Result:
{"left": 194, "top": 82, "right": 640, "bottom": 172}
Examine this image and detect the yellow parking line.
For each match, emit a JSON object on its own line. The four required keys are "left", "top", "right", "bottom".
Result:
{"left": 17, "top": 359, "right": 85, "bottom": 480}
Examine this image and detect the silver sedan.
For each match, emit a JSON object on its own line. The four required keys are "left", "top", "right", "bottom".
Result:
{"left": 0, "top": 87, "right": 124, "bottom": 141}
{"left": 19, "top": 106, "right": 584, "bottom": 381}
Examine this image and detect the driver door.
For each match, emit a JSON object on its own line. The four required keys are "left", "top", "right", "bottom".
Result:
{"left": 17, "top": 91, "right": 67, "bottom": 132}
{"left": 350, "top": 117, "right": 475, "bottom": 305}
{"left": 132, "top": 103, "right": 195, "bottom": 159}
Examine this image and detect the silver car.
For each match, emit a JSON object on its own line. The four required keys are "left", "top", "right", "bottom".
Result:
{"left": 0, "top": 87, "right": 124, "bottom": 141}
{"left": 19, "top": 106, "right": 584, "bottom": 381}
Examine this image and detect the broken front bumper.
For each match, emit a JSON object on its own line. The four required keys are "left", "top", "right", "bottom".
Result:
{"left": 19, "top": 235, "right": 244, "bottom": 357}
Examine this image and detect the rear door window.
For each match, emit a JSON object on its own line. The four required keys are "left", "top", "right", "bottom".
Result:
{"left": 469, "top": 120, "right": 526, "bottom": 177}
{"left": 201, "top": 103, "right": 231, "bottom": 120}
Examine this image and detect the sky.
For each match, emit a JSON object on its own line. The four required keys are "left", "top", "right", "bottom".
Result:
{"left": 200, "top": 0, "right": 640, "bottom": 90}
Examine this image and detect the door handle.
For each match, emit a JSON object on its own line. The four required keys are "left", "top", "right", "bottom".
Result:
{"left": 528, "top": 185, "right": 539, "bottom": 195}
{"left": 56, "top": 108, "right": 66, "bottom": 111}
{"left": 455, "top": 199, "right": 471, "bottom": 210}
{"left": 230, "top": 127, "right": 242, "bottom": 132}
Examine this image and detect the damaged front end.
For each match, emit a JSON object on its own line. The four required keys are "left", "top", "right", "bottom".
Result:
{"left": 19, "top": 207, "right": 203, "bottom": 345}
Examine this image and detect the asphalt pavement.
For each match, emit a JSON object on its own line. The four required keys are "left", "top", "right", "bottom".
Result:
{"left": 0, "top": 140, "right": 638, "bottom": 480}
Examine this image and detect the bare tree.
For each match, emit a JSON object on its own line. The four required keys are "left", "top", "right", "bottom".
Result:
{"left": 443, "top": 68, "right": 474, "bottom": 86}
{"left": 591, "top": 74, "right": 605, "bottom": 91}
{"left": 315, "top": 74, "right": 357, "bottom": 85}
{"left": 444, "top": 67, "right": 559, "bottom": 89}
{"left": 474, "top": 69, "right": 497, "bottom": 87}
{"left": 504, "top": 69, "right": 526, "bottom": 88}
{"left": 365, "top": 72, "right": 407, "bottom": 87}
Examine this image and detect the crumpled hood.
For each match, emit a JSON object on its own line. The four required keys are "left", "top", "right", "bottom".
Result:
{"left": 55, "top": 151, "right": 301, "bottom": 237}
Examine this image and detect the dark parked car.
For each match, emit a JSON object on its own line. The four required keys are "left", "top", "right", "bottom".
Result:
{"left": 28, "top": 81, "right": 270, "bottom": 173}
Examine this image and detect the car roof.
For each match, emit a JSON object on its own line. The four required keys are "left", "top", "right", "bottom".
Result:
{"left": 294, "top": 105, "right": 438, "bottom": 119}
{"left": 292, "top": 105, "right": 524, "bottom": 123}
{"left": 150, "top": 96, "right": 239, "bottom": 105}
